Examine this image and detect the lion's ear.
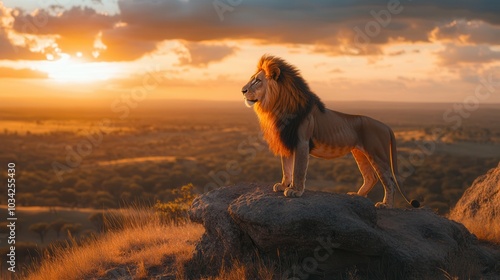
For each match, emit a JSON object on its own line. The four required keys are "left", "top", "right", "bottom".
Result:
{"left": 270, "top": 67, "right": 280, "bottom": 80}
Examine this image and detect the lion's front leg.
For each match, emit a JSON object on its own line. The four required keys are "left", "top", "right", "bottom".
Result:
{"left": 284, "top": 141, "right": 309, "bottom": 198}
{"left": 273, "top": 155, "right": 293, "bottom": 192}
{"left": 284, "top": 115, "right": 314, "bottom": 198}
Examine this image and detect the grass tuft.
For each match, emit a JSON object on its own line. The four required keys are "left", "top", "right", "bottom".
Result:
{"left": 24, "top": 207, "right": 204, "bottom": 280}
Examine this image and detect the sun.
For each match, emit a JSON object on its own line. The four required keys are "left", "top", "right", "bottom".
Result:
{"left": 37, "top": 53, "right": 118, "bottom": 83}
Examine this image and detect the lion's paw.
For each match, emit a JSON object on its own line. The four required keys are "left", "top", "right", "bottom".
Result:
{"left": 284, "top": 187, "right": 303, "bottom": 198}
{"left": 375, "top": 202, "right": 392, "bottom": 209}
{"left": 273, "top": 183, "right": 287, "bottom": 192}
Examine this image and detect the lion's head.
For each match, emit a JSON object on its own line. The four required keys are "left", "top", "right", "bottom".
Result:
{"left": 241, "top": 55, "right": 312, "bottom": 113}
{"left": 241, "top": 55, "right": 325, "bottom": 156}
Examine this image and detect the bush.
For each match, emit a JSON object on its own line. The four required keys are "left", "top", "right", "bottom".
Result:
{"left": 154, "top": 184, "right": 197, "bottom": 224}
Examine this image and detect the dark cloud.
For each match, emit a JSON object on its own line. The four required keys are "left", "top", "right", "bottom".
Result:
{"left": 9, "top": 5, "right": 159, "bottom": 61}
{"left": 432, "top": 20, "right": 500, "bottom": 45}
{"left": 98, "top": 25, "right": 158, "bottom": 61}
{"left": 0, "top": 67, "right": 48, "bottom": 79}
{"left": 176, "top": 42, "right": 239, "bottom": 67}
{"left": 114, "top": 0, "right": 499, "bottom": 43}
{"left": 12, "top": 6, "right": 118, "bottom": 57}
{"left": 112, "top": 0, "right": 500, "bottom": 57}
{"left": 3, "top": 0, "right": 500, "bottom": 63}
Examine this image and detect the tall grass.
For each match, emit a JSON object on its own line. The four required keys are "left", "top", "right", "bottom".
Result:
{"left": 453, "top": 216, "right": 500, "bottom": 244}
{"left": 24, "top": 207, "right": 204, "bottom": 280}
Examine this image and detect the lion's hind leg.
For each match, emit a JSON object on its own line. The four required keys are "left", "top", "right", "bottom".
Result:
{"left": 367, "top": 156, "right": 396, "bottom": 208}
{"left": 349, "top": 149, "right": 378, "bottom": 197}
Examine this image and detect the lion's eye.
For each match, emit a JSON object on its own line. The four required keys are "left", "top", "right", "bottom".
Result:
{"left": 251, "top": 78, "right": 261, "bottom": 86}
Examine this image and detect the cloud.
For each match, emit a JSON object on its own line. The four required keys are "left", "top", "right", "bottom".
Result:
{"left": 12, "top": 6, "right": 118, "bottom": 57}
{"left": 176, "top": 42, "right": 239, "bottom": 67}
{"left": 105, "top": 0, "right": 500, "bottom": 60}
{"left": 330, "top": 68, "right": 344, "bottom": 74}
{"left": 115, "top": 1, "right": 499, "bottom": 45}
{"left": 98, "top": 25, "right": 158, "bottom": 61}
{"left": 0, "top": 31, "right": 45, "bottom": 60}
{"left": 388, "top": 50, "right": 406, "bottom": 56}
{"left": 0, "top": 3, "right": 45, "bottom": 60}
{"left": 3, "top": 0, "right": 500, "bottom": 62}
{"left": 436, "top": 44, "right": 500, "bottom": 66}
{"left": 431, "top": 20, "right": 500, "bottom": 45}
{"left": 8, "top": 5, "right": 159, "bottom": 61}
{"left": 0, "top": 67, "right": 48, "bottom": 79}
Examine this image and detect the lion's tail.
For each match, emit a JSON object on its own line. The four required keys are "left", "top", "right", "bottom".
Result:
{"left": 389, "top": 130, "right": 420, "bottom": 208}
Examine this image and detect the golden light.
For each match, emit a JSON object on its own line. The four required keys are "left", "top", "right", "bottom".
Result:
{"left": 37, "top": 53, "right": 118, "bottom": 83}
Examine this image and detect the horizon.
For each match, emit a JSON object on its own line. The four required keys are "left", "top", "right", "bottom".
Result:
{"left": 2, "top": 98, "right": 500, "bottom": 109}
{"left": 0, "top": 1, "right": 499, "bottom": 105}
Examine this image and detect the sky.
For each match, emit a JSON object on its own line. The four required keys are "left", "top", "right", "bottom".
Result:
{"left": 0, "top": 0, "right": 500, "bottom": 105}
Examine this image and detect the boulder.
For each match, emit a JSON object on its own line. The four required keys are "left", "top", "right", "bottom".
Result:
{"left": 450, "top": 162, "right": 500, "bottom": 242}
{"left": 189, "top": 183, "right": 500, "bottom": 279}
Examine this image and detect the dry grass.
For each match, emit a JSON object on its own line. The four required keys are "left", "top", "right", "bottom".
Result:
{"left": 24, "top": 208, "right": 204, "bottom": 280}
{"left": 455, "top": 217, "right": 500, "bottom": 244}
{"left": 21, "top": 206, "right": 498, "bottom": 279}
{"left": 206, "top": 259, "right": 277, "bottom": 280}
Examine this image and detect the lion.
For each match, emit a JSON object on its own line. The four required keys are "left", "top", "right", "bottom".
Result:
{"left": 241, "top": 55, "right": 419, "bottom": 208}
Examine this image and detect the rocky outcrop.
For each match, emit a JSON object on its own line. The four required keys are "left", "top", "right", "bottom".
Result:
{"left": 450, "top": 162, "right": 500, "bottom": 243}
{"left": 189, "top": 183, "right": 500, "bottom": 279}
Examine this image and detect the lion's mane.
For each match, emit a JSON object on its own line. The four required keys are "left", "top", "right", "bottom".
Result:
{"left": 254, "top": 55, "right": 326, "bottom": 157}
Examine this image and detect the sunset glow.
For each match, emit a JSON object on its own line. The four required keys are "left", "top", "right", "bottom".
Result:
{"left": 0, "top": 1, "right": 499, "bottom": 104}
{"left": 37, "top": 53, "right": 118, "bottom": 83}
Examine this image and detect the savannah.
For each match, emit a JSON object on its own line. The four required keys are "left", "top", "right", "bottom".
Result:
{"left": 1, "top": 100, "right": 499, "bottom": 279}
{"left": 1, "top": 0, "right": 500, "bottom": 279}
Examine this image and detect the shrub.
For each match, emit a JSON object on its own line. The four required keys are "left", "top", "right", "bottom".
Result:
{"left": 154, "top": 184, "right": 197, "bottom": 224}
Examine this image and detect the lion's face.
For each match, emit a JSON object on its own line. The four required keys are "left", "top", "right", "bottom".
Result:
{"left": 241, "top": 70, "right": 269, "bottom": 108}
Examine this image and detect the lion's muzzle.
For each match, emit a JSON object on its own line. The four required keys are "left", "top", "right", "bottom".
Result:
{"left": 244, "top": 98, "right": 257, "bottom": 107}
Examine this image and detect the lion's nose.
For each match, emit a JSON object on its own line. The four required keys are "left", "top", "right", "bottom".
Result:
{"left": 242, "top": 88, "right": 248, "bottom": 94}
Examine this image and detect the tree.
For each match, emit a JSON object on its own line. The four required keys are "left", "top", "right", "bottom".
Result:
{"left": 155, "top": 184, "right": 197, "bottom": 224}
{"left": 49, "top": 220, "right": 68, "bottom": 238}
{"left": 62, "top": 223, "right": 82, "bottom": 237}
{"left": 89, "top": 212, "right": 105, "bottom": 232}
{"left": 60, "top": 188, "right": 78, "bottom": 205}
{"left": 74, "top": 179, "right": 92, "bottom": 192}
{"left": 29, "top": 223, "right": 49, "bottom": 243}
{"left": 101, "top": 177, "right": 127, "bottom": 196}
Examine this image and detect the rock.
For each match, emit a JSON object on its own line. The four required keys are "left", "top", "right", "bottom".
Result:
{"left": 450, "top": 162, "right": 500, "bottom": 242}
{"left": 101, "top": 267, "right": 131, "bottom": 280}
{"left": 189, "top": 183, "right": 500, "bottom": 279}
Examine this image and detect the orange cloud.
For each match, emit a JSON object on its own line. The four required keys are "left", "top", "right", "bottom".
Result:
{"left": 431, "top": 20, "right": 500, "bottom": 45}
{"left": 11, "top": 6, "right": 118, "bottom": 58}
{"left": 2, "top": 0, "right": 500, "bottom": 65}
{"left": 0, "top": 3, "right": 44, "bottom": 60}
{"left": 0, "top": 67, "right": 48, "bottom": 79}
{"left": 436, "top": 44, "right": 500, "bottom": 66}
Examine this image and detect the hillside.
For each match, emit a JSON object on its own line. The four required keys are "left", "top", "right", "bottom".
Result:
{"left": 21, "top": 167, "right": 500, "bottom": 280}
